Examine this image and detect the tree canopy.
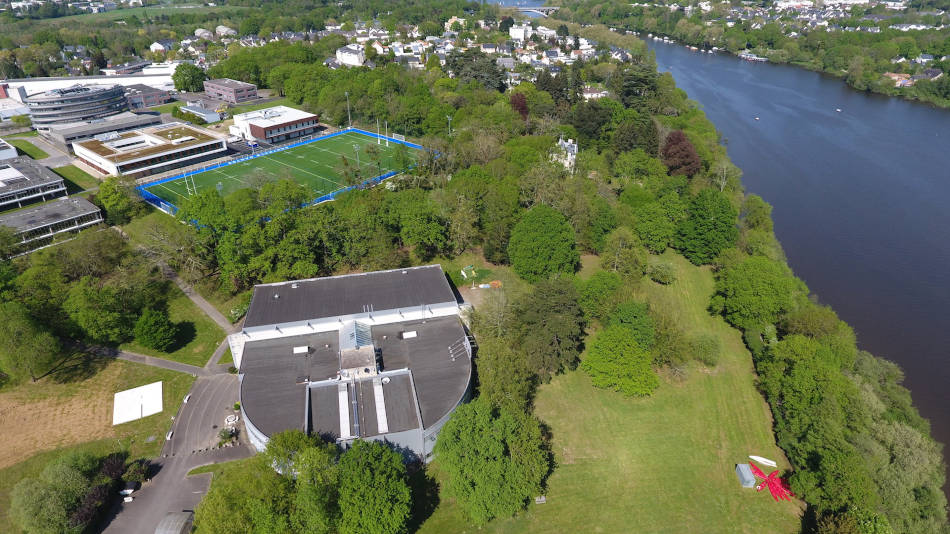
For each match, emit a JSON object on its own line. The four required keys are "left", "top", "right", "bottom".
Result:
{"left": 582, "top": 324, "right": 659, "bottom": 397}
{"left": 508, "top": 204, "right": 578, "bottom": 282}
{"left": 434, "top": 398, "right": 550, "bottom": 526}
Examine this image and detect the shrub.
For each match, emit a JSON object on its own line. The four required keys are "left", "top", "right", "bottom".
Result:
{"left": 648, "top": 262, "right": 676, "bottom": 284}
{"left": 582, "top": 325, "right": 659, "bottom": 397}
{"left": 690, "top": 333, "right": 720, "bottom": 367}
{"left": 122, "top": 460, "right": 149, "bottom": 483}
{"left": 609, "top": 301, "right": 655, "bottom": 349}
{"left": 133, "top": 308, "right": 178, "bottom": 352}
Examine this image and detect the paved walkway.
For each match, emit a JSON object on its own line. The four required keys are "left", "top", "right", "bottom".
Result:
{"left": 96, "top": 263, "right": 248, "bottom": 532}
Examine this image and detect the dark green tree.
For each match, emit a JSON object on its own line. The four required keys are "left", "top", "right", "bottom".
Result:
{"left": 445, "top": 49, "right": 506, "bottom": 92}
{"left": 510, "top": 280, "right": 585, "bottom": 381}
{"left": 508, "top": 204, "right": 578, "bottom": 282}
{"left": 609, "top": 301, "right": 655, "bottom": 350}
{"left": 675, "top": 189, "right": 738, "bottom": 264}
{"left": 0, "top": 301, "right": 61, "bottom": 382}
{"left": 337, "top": 440, "right": 410, "bottom": 534}
{"left": 133, "top": 308, "right": 178, "bottom": 352}
{"left": 172, "top": 62, "right": 208, "bottom": 92}
{"left": 434, "top": 398, "right": 549, "bottom": 526}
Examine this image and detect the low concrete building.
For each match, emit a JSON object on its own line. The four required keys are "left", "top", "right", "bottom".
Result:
{"left": 0, "top": 197, "right": 102, "bottom": 252}
{"left": 73, "top": 123, "right": 227, "bottom": 178}
{"left": 0, "top": 139, "right": 16, "bottom": 161}
{"left": 179, "top": 105, "right": 221, "bottom": 123}
{"left": 230, "top": 105, "right": 320, "bottom": 144}
{"left": 0, "top": 157, "right": 67, "bottom": 210}
{"left": 44, "top": 111, "right": 162, "bottom": 147}
{"left": 203, "top": 78, "right": 258, "bottom": 104}
{"left": 125, "top": 84, "right": 171, "bottom": 109}
{"left": 230, "top": 265, "right": 473, "bottom": 461}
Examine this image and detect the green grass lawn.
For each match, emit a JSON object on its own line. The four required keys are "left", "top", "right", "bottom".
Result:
{"left": 219, "top": 348, "right": 233, "bottom": 366}
{"left": 143, "top": 130, "right": 421, "bottom": 211}
{"left": 120, "top": 284, "right": 226, "bottom": 367}
{"left": 228, "top": 97, "right": 292, "bottom": 115}
{"left": 416, "top": 252, "right": 802, "bottom": 534}
{"left": 0, "top": 358, "right": 195, "bottom": 533}
{"left": 150, "top": 101, "right": 184, "bottom": 115}
{"left": 4, "top": 130, "right": 37, "bottom": 138}
{"left": 53, "top": 165, "right": 99, "bottom": 193}
{"left": 6, "top": 138, "right": 48, "bottom": 159}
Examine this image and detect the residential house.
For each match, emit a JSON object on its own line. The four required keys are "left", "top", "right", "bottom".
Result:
{"left": 336, "top": 44, "right": 366, "bottom": 67}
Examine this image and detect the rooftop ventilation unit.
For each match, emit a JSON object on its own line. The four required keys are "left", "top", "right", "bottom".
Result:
{"left": 94, "top": 131, "right": 121, "bottom": 142}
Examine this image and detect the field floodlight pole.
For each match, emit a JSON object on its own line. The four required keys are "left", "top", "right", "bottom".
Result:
{"left": 446, "top": 115, "right": 452, "bottom": 135}
{"left": 345, "top": 91, "right": 351, "bottom": 128}
{"left": 353, "top": 144, "right": 360, "bottom": 170}
{"left": 377, "top": 117, "right": 381, "bottom": 144}
{"left": 385, "top": 121, "right": 389, "bottom": 147}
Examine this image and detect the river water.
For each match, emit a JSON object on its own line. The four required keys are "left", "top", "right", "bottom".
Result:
{"left": 648, "top": 39, "right": 950, "bottom": 485}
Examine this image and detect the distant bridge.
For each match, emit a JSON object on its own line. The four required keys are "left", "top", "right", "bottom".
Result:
{"left": 514, "top": 6, "right": 560, "bottom": 16}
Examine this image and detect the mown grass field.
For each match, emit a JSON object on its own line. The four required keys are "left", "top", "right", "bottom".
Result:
{"left": 120, "top": 284, "right": 226, "bottom": 367}
{"left": 417, "top": 252, "right": 802, "bottom": 534}
{"left": 143, "top": 131, "right": 420, "bottom": 210}
{"left": 6, "top": 138, "right": 48, "bottom": 159}
{"left": 53, "top": 164, "right": 99, "bottom": 193}
{"left": 0, "top": 359, "right": 195, "bottom": 532}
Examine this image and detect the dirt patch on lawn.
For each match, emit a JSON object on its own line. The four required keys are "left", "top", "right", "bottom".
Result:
{"left": 0, "top": 363, "right": 126, "bottom": 469}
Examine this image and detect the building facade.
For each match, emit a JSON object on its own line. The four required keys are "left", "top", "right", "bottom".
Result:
{"left": 73, "top": 123, "right": 227, "bottom": 178}
{"left": 25, "top": 84, "right": 129, "bottom": 130}
{"left": 0, "top": 197, "right": 102, "bottom": 253}
{"left": 230, "top": 105, "right": 320, "bottom": 144}
{"left": 125, "top": 84, "right": 171, "bottom": 109}
{"left": 230, "top": 265, "right": 473, "bottom": 461}
{"left": 0, "top": 157, "right": 67, "bottom": 210}
{"left": 203, "top": 78, "right": 258, "bottom": 104}
{"left": 335, "top": 44, "right": 366, "bottom": 67}
{"left": 45, "top": 111, "right": 162, "bottom": 148}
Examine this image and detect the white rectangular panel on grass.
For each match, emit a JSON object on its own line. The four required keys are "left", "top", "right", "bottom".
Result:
{"left": 112, "top": 381, "right": 163, "bottom": 425}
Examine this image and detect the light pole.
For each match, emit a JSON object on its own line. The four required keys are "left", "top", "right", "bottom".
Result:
{"left": 446, "top": 115, "right": 452, "bottom": 135}
{"left": 345, "top": 91, "right": 351, "bottom": 128}
{"left": 353, "top": 144, "right": 361, "bottom": 170}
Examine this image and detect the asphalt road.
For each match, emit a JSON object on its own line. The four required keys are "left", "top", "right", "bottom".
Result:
{"left": 101, "top": 373, "right": 253, "bottom": 534}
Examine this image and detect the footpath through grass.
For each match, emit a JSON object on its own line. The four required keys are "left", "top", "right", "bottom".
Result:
{"left": 6, "top": 138, "right": 48, "bottom": 159}
{"left": 0, "top": 358, "right": 195, "bottom": 532}
{"left": 53, "top": 165, "right": 99, "bottom": 193}
{"left": 120, "top": 283, "right": 227, "bottom": 367}
{"left": 418, "top": 252, "right": 802, "bottom": 534}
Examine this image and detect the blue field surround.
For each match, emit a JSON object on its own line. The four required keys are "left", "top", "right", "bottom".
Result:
{"left": 136, "top": 128, "right": 425, "bottom": 215}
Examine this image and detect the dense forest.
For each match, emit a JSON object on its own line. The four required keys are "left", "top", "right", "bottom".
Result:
{"left": 556, "top": 0, "right": 950, "bottom": 107}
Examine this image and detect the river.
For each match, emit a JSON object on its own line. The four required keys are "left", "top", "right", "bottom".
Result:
{"left": 648, "top": 39, "right": 950, "bottom": 488}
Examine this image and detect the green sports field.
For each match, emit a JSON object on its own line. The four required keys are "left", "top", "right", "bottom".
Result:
{"left": 142, "top": 131, "right": 420, "bottom": 208}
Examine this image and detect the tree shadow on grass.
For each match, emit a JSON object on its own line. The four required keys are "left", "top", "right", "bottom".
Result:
{"left": 47, "top": 351, "right": 112, "bottom": 383}
{"left": 166, "top": 321, "right": 197, "bottom": 353}
{"left": 407, "top": 463, "right": 441, "bottom": 533}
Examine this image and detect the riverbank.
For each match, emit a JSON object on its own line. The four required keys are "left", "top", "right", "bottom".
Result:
{"left": 647, "top": 37, "right": 950, "bottom": 502}
{"left": 630, "top": 29, "right": 950, "bottom": 109}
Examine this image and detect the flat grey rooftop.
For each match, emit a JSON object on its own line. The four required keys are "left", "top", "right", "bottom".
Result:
{"left": 239, "top": 330, "right": 340, "bottom": 438}
{"left": 308, "top": 373, "right": 419, "bottom": 441}
{"left": 373, "top": 316, "right": 471, "bottom": 427}
{"left": 206, "top": 78, "right": 256, "bottom": 89}
{"left": 0, "top": 157, "right": 63, "bottom": 196}
{"left": 0, "top": 197, "right": 100, "bottom": 232}
{"left": 240, "top": 315, "right": 470, "bottom": 440}
{"left": 244, "top": 265, "right": 458, "bottom": 328}
{"left": 49, "top": 111, "right": 160, "bottom": 137}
